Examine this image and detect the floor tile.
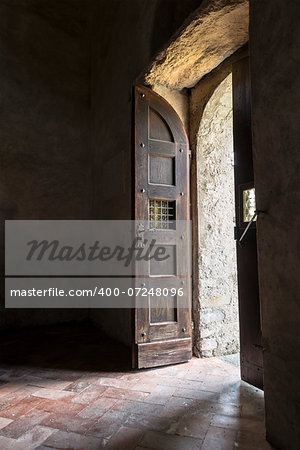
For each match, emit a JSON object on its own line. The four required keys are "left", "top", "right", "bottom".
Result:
{"left": 41, "top": 413, "right": 96, "bottom": 434}
{"left": 36, "top": 398, "right": 86, "bottom": 415}
{"left": 72, "top": 384, "right": 107, "bottom": 404}
{"left": 0, "top": 417, "right": 14, "bottom": 429}
{"left": 139, "top": 430, "right": 202, "bottom": 450}
{"left": 211, "top": 414, "right": 265, "bottom": 433}
{"left": 0, "top": 408, "right": 49, "bottom": 439}
{"left": 32, "top": 388, "right": 76, "bottom": 401}
{"left": 64, "top": 380, "right": 91, "bottom": 393}
{"left": 14, "top": 425, "right": 55, "bottom": 450}
{"left": 112, "top": 399, "right": 164, "bottom": 416}
{"left": 42, "top": 429, "right": 104, "bottom": 449}
{"left": 124, "top": 413, "right": 175, "bottom": 433}
{"left": 106, "top": 426, "right": 144, "bottom": 449}
{"left": 235, "top": 430, "right": 274, "bottom": 449}
{"left": 0, "top": 395, "right": 42, "bottom": 419}
{"left": 78, "top": 397, "right": 118, "bottom": 419}
{"left": 171, "top": 411, "right": 213, "bottom": 439}
{"left": 202, "top": 425, "right": 237, "bottom": 450}
{"left": 102, "top": 387, "right": 150, "bottom": 402}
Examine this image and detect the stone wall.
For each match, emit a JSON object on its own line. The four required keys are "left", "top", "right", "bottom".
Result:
{"left": 189, "top": 51, "right": 246, "bottom": 357}
{"left": 195, "top": 74, "right": 239, "bottom": 357}
{"left": 145, "top": 0, "right": 249, "bottom": 89}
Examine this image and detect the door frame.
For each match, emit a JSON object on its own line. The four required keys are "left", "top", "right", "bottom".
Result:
{"left": 131, "top": 50, "right": 251, "bottom": 353}
{"left": 132, "top": 24, "right": 263, "bottom": 381}
{"left": 133, "top": 51, "right": 263, "bottom": 390}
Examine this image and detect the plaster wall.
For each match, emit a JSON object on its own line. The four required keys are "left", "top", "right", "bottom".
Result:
{"left": 250, "top": 0, "right": 300, "bottom": 448}
{"left": 195, "top": 74, "right": 239, "bottom": 357}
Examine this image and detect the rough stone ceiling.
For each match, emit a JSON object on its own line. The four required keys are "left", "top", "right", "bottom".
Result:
{"left": 145, "top": 0, "right": 249, "bottom": 90}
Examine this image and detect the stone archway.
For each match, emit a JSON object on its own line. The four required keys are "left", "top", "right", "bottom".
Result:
{"left": 144, "top": 0, "right": 249, "bottom": 89}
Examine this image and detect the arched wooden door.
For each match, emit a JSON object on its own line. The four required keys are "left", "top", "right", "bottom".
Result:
{"left": 133, "top": 86, "right": 192, "bottom": 369}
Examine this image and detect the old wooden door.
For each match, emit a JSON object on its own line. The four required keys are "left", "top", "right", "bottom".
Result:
{"left": 133, "top": 85, "right": 192, "bottom": 369}
{"left": 233, "top": 57, "right": 263, "bottom": 389}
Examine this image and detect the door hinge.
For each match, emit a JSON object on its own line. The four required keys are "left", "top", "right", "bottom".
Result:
{"left": 234, "top": 226, "right": 238, "bottom": 241}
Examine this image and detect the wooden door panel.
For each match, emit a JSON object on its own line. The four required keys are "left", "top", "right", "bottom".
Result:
{"left": 149, "top": 108, "right": 174, "bottom": 141}
{"left": 149, "top": 156, "right": 175, "bottom": 185}
{"left": 137, "top": 338, "right": 191, "bottom": 369}
{"left": 233, "top": 57, "right": 263, "bottom": 389}
{"left": 149, "top": 140, "right": 175, "bottom": 156}
{"left": 148, "top": 185, "right": 177, "bottom": 199}
{"left": 133, "top": 85, "right": 191, "bottom": 369}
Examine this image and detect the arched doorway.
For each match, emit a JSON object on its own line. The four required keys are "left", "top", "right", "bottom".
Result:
{"left": 135, "top": 0, "right": 263, "bottom": 388}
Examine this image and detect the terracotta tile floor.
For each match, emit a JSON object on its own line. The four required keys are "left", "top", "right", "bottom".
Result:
{"left": 0, "top": 323, "right": 273, "bottom": 449}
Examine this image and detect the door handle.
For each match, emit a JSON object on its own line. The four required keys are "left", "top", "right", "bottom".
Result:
{"left": 238, "top": 210, "right": 265, "bottom": 246}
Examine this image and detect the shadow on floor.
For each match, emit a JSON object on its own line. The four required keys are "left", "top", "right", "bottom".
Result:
{"left": 219, "top": 353, "right": 240, "bottom": 367}
{"left": 0, "top": 321, "right": 132, "bottom": 372}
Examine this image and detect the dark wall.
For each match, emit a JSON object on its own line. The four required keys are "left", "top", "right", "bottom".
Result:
{"left": 0, "top": 0, "right": 203, "bottom": 336}
{"left": 90, "top": 0, "right": 203, "bottom": 221}
{"left": 250, "top": 0, "right": 300, "bottom": 448}
{"left": 0, "top": 0, "right": 92, "bottom": 220}
{"left": 151, "top": 0, "right": 203, "bottom": 55}
{"left": 0, "top": 0, "right": 92, "bottom": 328}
